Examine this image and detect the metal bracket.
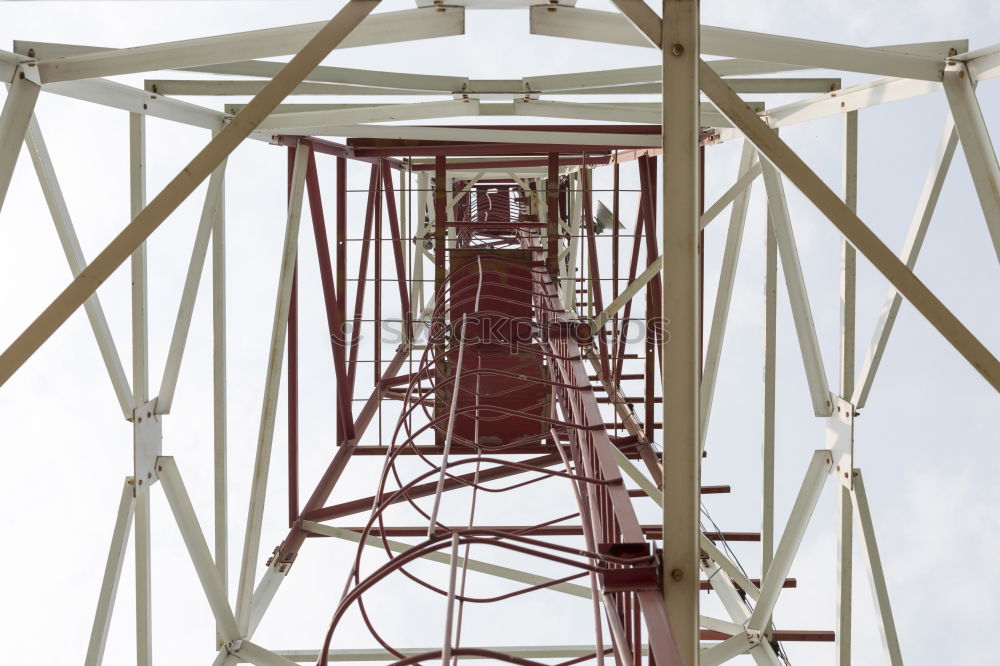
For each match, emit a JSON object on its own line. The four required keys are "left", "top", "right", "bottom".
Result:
{"left": 16, "top": 62, "right": 41, "bottom": 86}
{"left": 133, "top": 398, "right": 163, "bottom": 490}
{"left": 826, "top": 395, "right": 854, "bottom": 489}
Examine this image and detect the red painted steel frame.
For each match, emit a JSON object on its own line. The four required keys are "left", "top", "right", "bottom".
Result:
{"left": 263, "top": 130, "right": 832, "bottom": 666}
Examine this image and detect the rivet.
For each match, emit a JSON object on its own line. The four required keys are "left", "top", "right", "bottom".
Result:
{"left": 147, "top": 472, "right": 152, "bottom": 479}
{"left": 26, "top": 48, "right": 35, "bottom": 57}
{"left": 671, "top": 43, "right": 684, "bottom": 56}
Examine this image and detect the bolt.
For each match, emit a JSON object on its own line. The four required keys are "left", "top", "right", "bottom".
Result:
{"left": 836, "top": 465, "right": 841, "bottom": 472}
{"left": 948, "top": 47, "right": 958, "bottom": 57}
{"left": 844, "top": 472, "right": 849, "bottom": 479}
{"left": 158, "top": 465, "right": 162, "bottom": 472}
{"left": 147, "top": 472, "right": 152, "bottom": 479}
{"left": 671, "top": 43, "right": 684, "bottom": 56}
{"left": 26, "top": 48, "right": 35, "bottom": 57}
{"left": 137, "top": 417, "right": 142, "bottom": 423}
{"left": 671, "top": 568, "right": 683, "bottom": 582}
{"left": 138, "top": 479, "right": 143, "bottom": 485}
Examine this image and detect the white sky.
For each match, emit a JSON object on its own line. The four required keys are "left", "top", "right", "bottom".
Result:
{"left": 1, "top": 1, "right": 999, "bottom": 665}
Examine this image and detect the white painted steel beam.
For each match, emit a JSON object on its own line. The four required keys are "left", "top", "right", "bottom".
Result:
{"left": 0, "top": 0, "right": 379, "bottom": 388}
{"left": 135, "top": 483, "right": 152, "bottom": 666}
{"left": 942, "top": 63, "right": 1000, "bottom": 264}
{"left": 700, "top": 534, "right": 761, "bottom": 602}
{"left": 853, "top": 118, "right": 959, "bottom": 408}
{"left": 156, "top": 162, "right": 228, "bottom": 414}
{"left": 148, "top": 79, "right": 426, "bottom": 97}
{"left": 747, "top": 450, "right": 832, "bottom": 630}
{"left": 37, "top": 7, "right": 464, "bottom": 83}
{"left": 257, "top": 99, "right": 478, "bottom": 132}
{"left": 0, "top": 72, "right": 40, "bottom": 212}
{"left": 234, "top": 144, "right": 309, "bottom": 634}
{"left": 659, "top": 2, "right": 701, "bottom": 663}
{"left": 515, "top": 99, "right": 658, "bottom": 124}
{"left": 852, "top": 470, "right": 904, "bottom": 665}
{"left": 44, "top": 78, "right": 225, "bottom": 131}
{"left": 760, "top": 160, "right": 833, "bottom": 417}
{"left": 701, "top": 160, "right": 761, "bottom": 230}
{"left": 701, "top": 60, "right": 1000, "bottom": 395}
{"left": 233, "top": 642, "right": 301, "bottom": 666}
{"left": 158, "top": 456, "right": 241, "bottom": 643}
{"left": 535, "top": 77, "right": 839, "bottom": 95}
{"left": 837, "top": 110, "right": 858, "bottom": 666}
{"left": 212, "top": 145, "right": 229, "bottom": 649}
{"left": 701, "top": 634, "right": 751, "bottom": 666}
{"left": 700, "top": 141, "right": 756, "bottom": 449}
{"left": 84, "top": 478, "right": 135, "bottom": 666}
{"left": 531, "top": 7, "right": 945, "bottom": 80}
{"left": 762, "top": 213, "right": 777, "bottom": 581}
{"left": 129, "top": 113, "right": 149, "bottom": 411}
{"left": 956, "top": 41, "right": 1000, "bottom": 81}
{"left": 767, "top": 76, "right": 941, "bottom": 129}
{"left": 183, "top": 60, "right": 465, "bottom": 91}
{"left": 24, "top": 116, "right": 134, "bottom": 419}
{"left": 593, "top": 257, "right": 662, "bottom": 331}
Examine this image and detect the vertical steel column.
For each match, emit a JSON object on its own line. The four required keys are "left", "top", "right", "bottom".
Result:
{"left": 374, "top": 161, "right": 383, "bottom": 387}
{"left": 434, "top": 157, "right": 447, "bottom": 298}
{"left": 336, "top": 156, "right": 347, "bottom": 444}
{"left": 661, "top": 1, "right": 701, "bottom": 663}
{"left": 837, "top": 109, "right": 858, "bottom": 666}
{"left": 612, "top": 161, "right": 621, "bottom": 401}
{"left": 129, "top": 111, "right": 152, "bottom": 666}
{"left": 211, "top": 138, "right": 228, "bottom": 649}
{"left": 287, "top": 148, "right": 300, "bottom": 527}
{"left": 547, "top": 153, "right": 559, "bottom": 277}
{"left": 762, "top": 211, "right": 777, "bottom": 588}
{"left": 306, "top": 151, "right": 356, "bottom": 442}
